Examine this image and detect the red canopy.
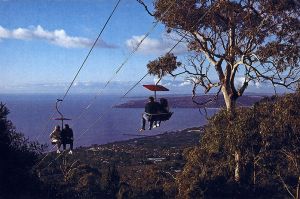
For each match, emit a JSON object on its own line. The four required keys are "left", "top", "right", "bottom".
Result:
{"left": 142, "top": 84, "right": 169, "bottom": 91}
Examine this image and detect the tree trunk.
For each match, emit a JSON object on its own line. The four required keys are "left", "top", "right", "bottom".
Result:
{"left": 221, "top": 86, "right": 236, "bottom": 112}
{"left": 234, "top": 151, "right": 241, "bottom": 182}
{"left": 222, "top": 87, "right": 241, "bottom": 182}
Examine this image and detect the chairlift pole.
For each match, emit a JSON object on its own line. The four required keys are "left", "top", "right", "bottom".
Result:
{"left": 155, "top": 76, "right": 162, "bottom": 100}
{"left": 56, "top": 99, "right": 64, "bottom": 128}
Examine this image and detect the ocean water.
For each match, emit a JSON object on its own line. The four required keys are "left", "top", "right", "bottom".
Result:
{"left": 0, "top": 94, "right": 217, "bottom": 147}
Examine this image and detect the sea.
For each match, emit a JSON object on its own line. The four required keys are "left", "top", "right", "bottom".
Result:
{"left": 0, "top": 94, "right": 218, "bottom": 148}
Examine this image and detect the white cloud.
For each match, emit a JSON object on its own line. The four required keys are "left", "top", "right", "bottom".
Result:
{"left": 179, "top": 81, "right": 192, "bottom": 87}
{"left": 12, "top": 28, "right": 32, "bottom": 39}
{"left": 151, "top": 77, "right": 192, "bottom": 88}
{"left": 236, "top": 76, "right": 262, "bottom": 88}
{"left": 125, "top": 33, "right": 187, "bottom": 55}
{"left": 0, "top": 26, "right": 10, "bottom": 39}
{"left": 254, "top": 81, "right": 261, "bottom": 88}
{"left": 236, "top": 77, "right": 246, "bottom": 86}
{"left": 0, "top": 25, "right": 116, "bottom": 48}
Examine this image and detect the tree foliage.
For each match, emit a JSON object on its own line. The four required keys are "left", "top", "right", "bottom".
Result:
{"left": 147, "top": 53, "right": 181, "bottom": 78}
{"left": 177, "top": 91, "right": 300, "bottom": 198}
{"left": 146, "top": 0, "right": 300, "bottom": 110}
{"left": 0, "top": 103, "right": 44, "bottom": 198}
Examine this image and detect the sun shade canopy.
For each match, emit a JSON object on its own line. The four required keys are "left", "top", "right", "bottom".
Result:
{"left": 142, "top": 84, "right": 169, "bottom": 91}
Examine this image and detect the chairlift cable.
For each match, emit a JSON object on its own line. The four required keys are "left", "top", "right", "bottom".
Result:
{"left": 35, "top": 1, "right": 219, "bottom": 170}
{"left": 33, "top": 145, "right": 57, "bottom": 169}
{"left": 39, "top": 0, "right": 174, "bottom": 141}
{"left": 122, "top": 0, "right": 220, "bottom": 99}
{"left": 34, "top": 70, "right": 148, "bottom": 168}
{"left": 34, "top": 0, "right": 173, "bottom": 169}
{"left": 33, "top": 0, "right": 122, "bottom": 168}
{"left": 70, "top": 2, "right": 176, "bottom": 126}
{"left": 76, "top": 72, "right": 156, "bottom": 140}
{"left": 32, "top": 0, "right": 121, "bottom": 142}
{"left": 61, "top": 0, "right": 122, "bottom": 102}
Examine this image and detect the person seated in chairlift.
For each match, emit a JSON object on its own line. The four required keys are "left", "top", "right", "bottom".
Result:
{"left": 61, "top": 124, "right": 74, "bottom": 155}
{"left": 140, "top": 96, "right": 160, "bottom": 131}
{"left": 50, "top": 125, "right": 62, "bottom": 154}
{"left": 155, "top": 98, "right": 170, "bottom": 127}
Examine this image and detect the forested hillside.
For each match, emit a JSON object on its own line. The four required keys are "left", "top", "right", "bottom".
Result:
{"left": 1, "top": 91, "right": 300, "bottom": 198}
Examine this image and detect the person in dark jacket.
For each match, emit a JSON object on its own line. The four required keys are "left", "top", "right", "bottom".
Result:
{"left": 140, "top": 96, "right": 160, "bottom": 131}
{"left": 61, "top": 124, "right": 74, "bottom": 154}
{"left": 156, "top": 98, "right": 170, "bottom": 127}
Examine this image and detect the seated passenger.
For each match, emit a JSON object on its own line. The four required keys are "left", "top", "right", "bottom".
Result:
{"left": 156, "top": 98, "right": 169, "bottom": 127}
{"left": 159, "top": 98, "right": 169, "bottom": 113}
{"left": 61, "top": 124, "right": 74, "bottom": 154}
{"left": 50, "top": 125, "right": 62, "bottom": 154}
{"left": 140, "top": 96, "right": 160, "bottom": 131}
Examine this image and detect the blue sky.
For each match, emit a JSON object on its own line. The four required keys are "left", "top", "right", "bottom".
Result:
{"left": 0, "top": 0, "right": 287, "bottom": 95}
{"left": 0, "top": 0, "right": 191, "bottom": 94}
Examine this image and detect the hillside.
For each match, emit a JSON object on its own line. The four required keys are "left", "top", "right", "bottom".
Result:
{"left": 3, "top": 92, "right": 299, "bottom": 199}
{"left": 37, "top": 127, "right": 203, "bottom": 198}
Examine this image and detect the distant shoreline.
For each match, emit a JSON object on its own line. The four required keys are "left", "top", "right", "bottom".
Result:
{"left": 114, "top": 94, "right": 266, "bottom": 109}
{"left": 83, "top": 126, "right": 205, "bottom": 151}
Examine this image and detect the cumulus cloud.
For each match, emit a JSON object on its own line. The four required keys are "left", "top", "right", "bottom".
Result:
{"left": 0, "top": 26, "right": 9, "bottom": 38}
{"left": 0, "top": 25, "right": 116, "bottom": 48}
{"left": 150, "top": 78, "right": 192, "bottom": 89}
{"left": 179, "top": 81, "right": 192, "bottom": 87}
{"left": 236, "top": 76, "right": 262, "bottom": 88}
{"left": 236, "top": 76, "right": 246, "bottom": 86}
{"left": 125, "top": 33, "right": 187, "bottom": 55}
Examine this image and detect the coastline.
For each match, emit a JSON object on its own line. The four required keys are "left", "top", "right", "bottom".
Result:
{"left": 114, "top": 94, "right": 265, "bottom": 108}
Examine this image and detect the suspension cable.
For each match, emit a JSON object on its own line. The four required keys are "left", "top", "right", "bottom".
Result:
{"left": 33, "top": 0, "right": 122, "bottom": 142}
{"left": 61, "top": 0, "right": 122, "bottom": 102}
{"left": 35, "top": 0, "right": 219, "bottom": 170}
{"left": 70, "top": 1, "right": 176, "bottom": 126}
{"left": 77, "top": 0, "right": 217, "bottom": 140}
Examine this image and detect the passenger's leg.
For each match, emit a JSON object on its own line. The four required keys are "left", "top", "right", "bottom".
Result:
{"left": 140, "top": 114, "right": 147, "bottom": 130}
{"left": 149, "top": 120, "right": 154, "bottom": 130}
{"left": 68, "top": 141, "right": 74, "bottom": 154}
{"left": 153, "top": 121, "right": 157, "bottom": 128}
{"left": 157, "top": 121, "right": 161, "bottom": 127}
{"left": 56, "top": 142, "right": 61, "bottom": 153}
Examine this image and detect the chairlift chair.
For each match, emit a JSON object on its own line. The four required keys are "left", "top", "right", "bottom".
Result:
{"left": 142, "top": 84, "right": 173, "bottom": 122}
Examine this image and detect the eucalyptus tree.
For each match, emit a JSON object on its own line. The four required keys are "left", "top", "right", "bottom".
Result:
{"left": 141, "top": 0, "right": 300, "bottom": 111}
{"left": 139, "top": 0, "right": 299, "bottom": 183}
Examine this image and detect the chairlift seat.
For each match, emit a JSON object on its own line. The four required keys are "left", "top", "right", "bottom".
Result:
{"left": 51, "top": 139, "right": 59, "bottom": 145}
{"left": 146, "top": 112, "right": 173, "bottom": 122}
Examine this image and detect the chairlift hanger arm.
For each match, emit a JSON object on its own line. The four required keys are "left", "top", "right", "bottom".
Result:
{"left": 56, "top": 99, "right": 64, "bottom": 119}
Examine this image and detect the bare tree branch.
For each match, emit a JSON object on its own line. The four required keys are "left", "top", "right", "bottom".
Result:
{"left": 136, "top": 0, "right": 154, "bottom": 16}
